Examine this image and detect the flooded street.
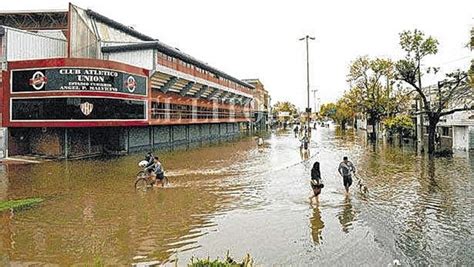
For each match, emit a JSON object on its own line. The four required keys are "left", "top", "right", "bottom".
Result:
{"left": 0, "top": 126, "right": 473, "bottom": 266}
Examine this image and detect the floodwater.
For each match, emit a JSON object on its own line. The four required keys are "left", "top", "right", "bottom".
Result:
{"left": 0, "top": 127, "right": 473, "bottom": 266}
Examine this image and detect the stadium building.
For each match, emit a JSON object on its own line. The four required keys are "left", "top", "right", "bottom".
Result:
{"left": 0, "top": 4, "right": 255, "bottom": 158}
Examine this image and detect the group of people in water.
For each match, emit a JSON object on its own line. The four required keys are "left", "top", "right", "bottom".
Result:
{"left": 293, "top": 124, "right": 312, "bottom": 139}
{"left": 145, "top": 123, "right": 360, "bottom": 196}
{"left": 294, "top": 124, "right": 312, "bottom": 156}
{"left": 310, "top": 156, "right": 357, "bottom": 202}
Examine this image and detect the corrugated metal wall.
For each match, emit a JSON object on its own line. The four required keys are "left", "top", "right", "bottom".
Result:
{"left": 5, "top": 28, "right": 66, "bottom": 61}
{"left": 106, "top": 49, "right": 154, "bottom": 70}
{"left": 69, "top": 5, "right": 145, "bottom": 60}
{"left": 95, "top": 21, "right": 142, "bottom": 43}
{"left": 69, "top": 5, "right": 99, "bottom": 58}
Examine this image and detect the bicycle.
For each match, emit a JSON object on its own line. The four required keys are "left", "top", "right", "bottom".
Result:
{"left": 134, "top": 171, "right": 169, "bottom": 191}
{"left": 134, "top": 160, "right": 169, "bottom": 191}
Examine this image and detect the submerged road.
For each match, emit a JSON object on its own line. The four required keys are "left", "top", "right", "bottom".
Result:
{"left": 0, "top": 126, "right": 473, "bottom": 265}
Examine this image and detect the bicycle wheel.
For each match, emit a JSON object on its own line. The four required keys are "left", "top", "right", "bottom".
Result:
{"left": 134, "top": 178, "right": 149, "bottom": 191}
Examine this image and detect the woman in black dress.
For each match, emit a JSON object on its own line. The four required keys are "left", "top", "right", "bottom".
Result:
{"left": 310, "top": 161, "right": 324, "bottom": 200}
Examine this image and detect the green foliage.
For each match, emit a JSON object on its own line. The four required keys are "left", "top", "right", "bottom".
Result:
{"left": 272, "top": 101, "right": 297, "bottom": 114}
{"left": 347, "top": 56, "right": 393, "bottom": 121}
{"left": 0, "top": 198, "right": 43, "bottom": 212}
{"left": 399, "top": 29, "right": 439, "bottom": 60}
{"left": 272, "top": 101, "right": 298, "bottom": 122}
{"left": 396, "top": 29, "right": 474, "bottom": 154}
{"left": 347, "top": 56, "right": 410, "bottom": 123}
{"left": 189, "top": 252, "right": 253, "bottom": 267}
{"left": 320, "top": 99, "right": 355, "bottom": 129}
{"left": 396, "top": 29, "right": 439, "bottom": 95}
{"left": 320, "top": 103, "right": 337, "bottom": 118}
{"left": 383, "top": 115, "right": 414, "bottom": 136}
{"left": 334, "top": 98, "right": 354, "bottom": 127}
{"left": 396, "top": 29, "right": 472, "bottom": 117}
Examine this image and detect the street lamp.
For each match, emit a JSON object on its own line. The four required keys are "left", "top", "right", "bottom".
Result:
{"left": 299, "top": 35, "right": 315, "bottom": 135}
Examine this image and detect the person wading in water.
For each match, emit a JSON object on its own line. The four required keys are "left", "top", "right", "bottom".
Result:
{"left": 338, "top": 156, "right": 356, "bottom": 194}
{"left": 146, "top": 156, "right": 166, "bottom": 187}
{"left": 310, "top": 161, "right": 324, "bottom": 203}
{"left": 294, "top": 124, "right": 299, "bottom": 138}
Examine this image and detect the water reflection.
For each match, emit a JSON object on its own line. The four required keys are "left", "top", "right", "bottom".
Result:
{"left": 353, "top": 131, "right": 473, "bottom": 265}
{"left": 310, "top": 204, "right": 325, "bottom": 245}
{"left": 0, "top": 138, "right": 256, "bottom": 265}
{"left": 337, "top": 195, "right": 357, "bottom": 234}
{"left": 0, "top": 128, "right": 472, "bottom": 266}
{"left": 300, "top": 148, "right": 310, "bottom": 161}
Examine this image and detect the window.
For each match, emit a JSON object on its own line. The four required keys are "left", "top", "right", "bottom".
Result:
{"left": 12, "top": 98, "right": 146, "bottom": 120}
{"left": 441, "top": 127, "right": 451, "bottom": 137}
{"left": 149, "top": 101, "right": 244, "bottom": 120}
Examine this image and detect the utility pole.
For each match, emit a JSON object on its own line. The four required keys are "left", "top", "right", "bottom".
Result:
{"left": 299, "top": 35, "right": 315, "bottom": 136}
{"left": 312, "top": 89, "right": 318, "bottom": 115}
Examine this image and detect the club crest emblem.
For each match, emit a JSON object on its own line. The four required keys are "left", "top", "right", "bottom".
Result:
{"left": 80, "top": 102, "right": 94, "bottom": 116}
{"left": 125, "top": 76, "right": 137, "bottom": 93}
{"left": 29, "top": 71, "right": 48, "bottom": 90}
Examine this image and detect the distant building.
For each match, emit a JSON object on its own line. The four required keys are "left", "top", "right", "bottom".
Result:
{"left": 242, "top": 79, "right": 270, "bottom": 131}
{"left": 415, "top": 85, "right": 473, "bottom": 151}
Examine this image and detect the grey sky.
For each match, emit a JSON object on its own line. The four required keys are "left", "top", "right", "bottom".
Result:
{"left": 3, "top": 0, "right": 473, "bottom": 109}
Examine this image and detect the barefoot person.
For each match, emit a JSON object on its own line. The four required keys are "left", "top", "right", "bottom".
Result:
{"left": 310, "top": 162, "right": 324, "bottom": 202}
{"left": 338, "top": 156, "right": 356, "bottom": 193}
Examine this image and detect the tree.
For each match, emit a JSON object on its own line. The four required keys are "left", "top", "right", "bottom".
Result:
{"left": 320, "top": 100, "right": 354, "bottom": 130}
{"left": 272, "top": 101, "right": 298, "bottom": 123}
{"left": 383, "top": 114, "right": 415, "bottom": 143}
{"left": 334, "top": 98, "right": 354, "bottom": 130}
{"left": 320, "top": 103, "right": 337, "bottom": 119}
{"left": 347, "top": 56, "right": 397, "bottom": 140}
{"left": 396, "top": 29, "right": 473, "bottom": 154}
{"left": 272, "top": 101, "right": 297, "bottom": 115}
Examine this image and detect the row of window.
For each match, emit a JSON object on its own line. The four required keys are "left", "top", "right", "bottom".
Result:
{"left": 156, "top": 52, "right": 250, "bottom": 92}
{"left": 151, "top": 102, "right": 250, "bottom": 120}
{"left": 158, "top": 51, "right": 215, "bottom": 76}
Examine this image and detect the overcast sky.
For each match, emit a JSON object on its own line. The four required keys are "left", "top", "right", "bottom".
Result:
{"left": 3, "top": 0, "right": 473, "bottom": 109}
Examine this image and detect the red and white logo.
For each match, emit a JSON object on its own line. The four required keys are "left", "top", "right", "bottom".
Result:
{"left": 80, "top": 102, "right": 94, "bottom": 116}
{"left": 29, "top": 71, "right": 48, "bottom": 90}
{"left": 125, "top": 76, "right": 137, "bottom": 93}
